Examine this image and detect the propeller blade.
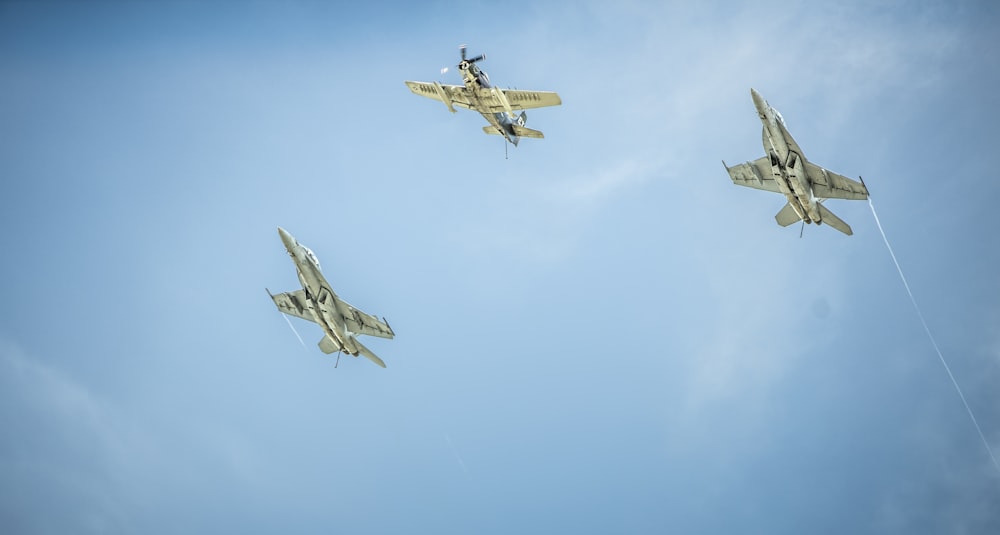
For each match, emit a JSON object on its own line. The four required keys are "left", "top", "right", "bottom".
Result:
{"left": 468, "top": 54, "right": 485, "bottom": 63}
{"left": 459, "top": 44, "right": 467, "bottom": 60}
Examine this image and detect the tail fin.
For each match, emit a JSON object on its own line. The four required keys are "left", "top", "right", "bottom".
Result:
{"left": 774, "top": 202, "right": 801, "bottom": 227}
{"left": 817, "top": 203, "right": 853, "bottom": 235}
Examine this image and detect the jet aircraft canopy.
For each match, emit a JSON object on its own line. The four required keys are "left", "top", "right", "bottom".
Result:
{"left": 304, "top": 246, "right": 320, "bottom": 270}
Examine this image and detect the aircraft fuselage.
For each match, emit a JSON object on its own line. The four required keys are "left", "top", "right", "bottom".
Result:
{"left": 752, "top": 88, "right": 821, "bottom": 224}
{"left": 461, "top": 62, "right": 522, "bottom": 145}
{"left": 278, "top": 227, "right": 358, "bottom": 355}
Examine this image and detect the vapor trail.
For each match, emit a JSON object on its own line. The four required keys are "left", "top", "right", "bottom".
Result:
{"left": 282, "top": 313, "right": 307, "bottom": 348}
{"left": 444, "top": 433, "right": 469, "bottom": 475}
{"left": 869, "top": 198, "right": 1000, "bottom": 475}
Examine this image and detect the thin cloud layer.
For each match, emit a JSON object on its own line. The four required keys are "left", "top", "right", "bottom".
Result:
{"left": 1, "top": 1, "right": 998, "bottom": 533}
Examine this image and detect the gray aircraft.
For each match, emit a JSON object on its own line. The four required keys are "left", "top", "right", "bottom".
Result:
{"left": 405, "top": 45, "right": 561, "bottom": 146}
{"left": 267, "top": 227, "right": 394, "bottom": 368}
{"left": 723, "top": 88, "right": 869, "bottom": 235}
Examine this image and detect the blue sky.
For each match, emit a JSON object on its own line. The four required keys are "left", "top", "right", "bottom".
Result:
{"left": 1, "top": 0, "right": 998, "bottom": 532}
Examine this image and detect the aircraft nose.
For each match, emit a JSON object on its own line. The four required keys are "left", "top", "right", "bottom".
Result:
{"left": 750, "top": 88, "right": 767, "bottom": 113}
{"left": 277, "top": 226, "right": 296, "bottom": 251}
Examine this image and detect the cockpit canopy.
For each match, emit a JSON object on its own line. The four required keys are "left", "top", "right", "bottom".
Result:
{"left": 303, "top": 246, "right": 321, "bottom": 270}
{"left": 774, "top": 108, "right": 786, "bottom": 127}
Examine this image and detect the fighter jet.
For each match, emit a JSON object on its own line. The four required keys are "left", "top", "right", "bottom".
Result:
{"left": 267, "top": 227, "right": 394, "bottom": 368}
{"left": 723, "top": 88, "right": 869, "bottom": 235}
{"left": 405, "top": 45, "right": 561, "bottom": 146}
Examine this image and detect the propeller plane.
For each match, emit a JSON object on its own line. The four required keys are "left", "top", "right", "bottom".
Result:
{"left": 405, "top": 45, "right": 562, "bottom": 146}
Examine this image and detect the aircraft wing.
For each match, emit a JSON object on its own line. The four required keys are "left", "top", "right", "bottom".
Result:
{"left": 473, "top": 89, "right": 561, "bottom": 111}
{"left": 805, "top": 162, "right": 869, "bottom": 200}
{"left": 724, "top": 157, "right": 782, "bottom": 193}
{"left": 499, "top": 89, "right": 561, "bottom": 110}
{"left": 405, "top": 81, "right": 474, "bottom": 111}
{"left": 270, "top": 289, "right": 315, "bottom": 323}
{"left": 335, "top": 297, "right": 395, "bottom": 339}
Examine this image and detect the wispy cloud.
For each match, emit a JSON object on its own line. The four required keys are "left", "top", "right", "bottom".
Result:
{"left": 447, "top": 158, "right": 657, "bottom": 276}
{"left": 0, "top": 338, "right": 269, "bottom": 529}
{"left": 0, "top": 338, "right": 129, "bottom": 530}
{"left": 541, "top": 159, "right": 653, "bottom": 205}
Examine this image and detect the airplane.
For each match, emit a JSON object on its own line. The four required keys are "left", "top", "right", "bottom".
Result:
{"left": 723, "top": 88, "right": 869, "bottom": 235}
{"left": 267, "top": 227, "right": 394, "bottom": 368}
{"left": 405, "top": 45, "right": 562, "bottom": 146}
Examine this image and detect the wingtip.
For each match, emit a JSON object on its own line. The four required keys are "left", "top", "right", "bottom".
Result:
{"left": 367, "top": 353, "right": 388, "bottom": 368}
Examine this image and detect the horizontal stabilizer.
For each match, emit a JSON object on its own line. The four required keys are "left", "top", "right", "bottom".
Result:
{"left": 318, "top": 335, "right": 387, "bottom": 367}
{"left": 511, "top": 125, "right": 544, "bottom": 139}
{"left": 774, "top": 202, "right": 801, "bottom": 227}
{"left": 353, "top": 337, "right": 387, "bottom": 368}
{"left": 817, "top": 203, "right": 853, "bottom": 236}
{"left": 318, "top": 335, "right": 342, "bottom": 354}
{"left": 481, "top": 125, "right": 545, "bottom": 139}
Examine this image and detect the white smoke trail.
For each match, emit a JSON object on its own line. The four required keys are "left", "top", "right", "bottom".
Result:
{"left": 869, "top": 198, "right": 1000, "bottom": 475}
{"left": 444, "top": 433, "right": 469, "bottom": 475}
{"left": 281, "top": 313, "right": 307, "bottom": 348}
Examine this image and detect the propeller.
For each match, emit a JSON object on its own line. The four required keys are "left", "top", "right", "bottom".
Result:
{"left": 457, "top": 44, "right": 485, "bottom": 69}
{"left": 441, "top": 45, "right": 486, "bottom": 76}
